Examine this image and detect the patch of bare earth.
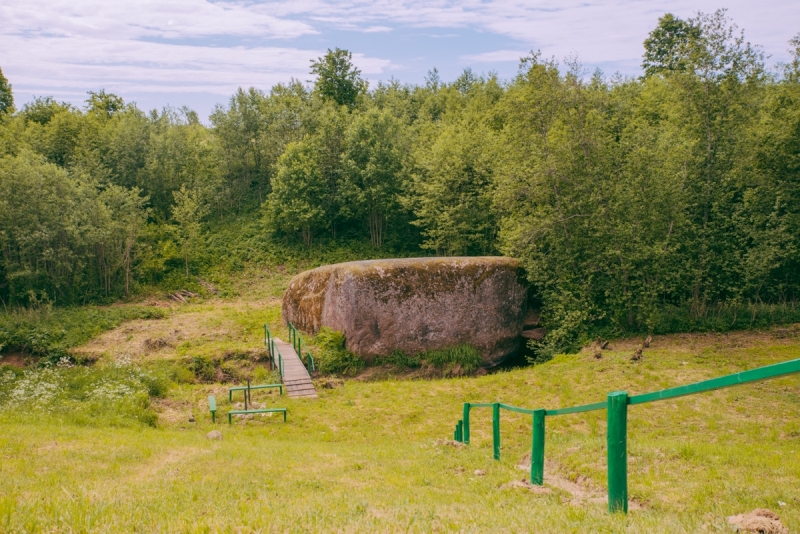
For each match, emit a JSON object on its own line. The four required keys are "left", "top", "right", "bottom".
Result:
{"left": 514, "top": 454, "right": 644, "bottom": 509}
{"left": 728, "top": 509, "right": 788, "bottom": 534}
{"left": 71, "top": 299, "right": 275, "bottom": 363}
{"left": 0, "top": 352, "right": 28, "bottom": 368}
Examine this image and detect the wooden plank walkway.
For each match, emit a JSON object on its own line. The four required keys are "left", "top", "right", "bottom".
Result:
{"left": 272, "top": 338, "right": 317, "bottom": 399}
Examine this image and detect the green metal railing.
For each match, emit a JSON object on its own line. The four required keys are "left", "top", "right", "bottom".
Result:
{"left": 288, "top": 322, "right": 316, "bottom": 373}
{"left": 264, "top": 324, "right": 284, "bottom": 379}
{"left": 452, "top": 357, "right": 800, "bottom": 514}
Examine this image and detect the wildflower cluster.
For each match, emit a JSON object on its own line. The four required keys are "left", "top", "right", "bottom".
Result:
{"left": 0, "top": 360, "right": 168, "bottom": 426}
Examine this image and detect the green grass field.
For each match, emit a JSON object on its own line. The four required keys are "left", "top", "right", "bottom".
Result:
{"left": 3, "top": 312, "right": 800, "bottom": 532}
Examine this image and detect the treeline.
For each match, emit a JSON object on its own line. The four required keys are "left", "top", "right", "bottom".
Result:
{"left": 0, "top": 10, "right": 799, "bottom": 348}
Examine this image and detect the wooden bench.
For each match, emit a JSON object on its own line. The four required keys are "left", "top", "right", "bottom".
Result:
{"left": 228, "top": 408, "right": 287, "bottom": 424}
{"left": 208, "top": 395, "right": 217, "bottom": 423}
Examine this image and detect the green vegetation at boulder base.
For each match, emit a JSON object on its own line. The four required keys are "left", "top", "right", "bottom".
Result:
{"left": 375, "top": 345, "right": 483, "bottom": 374}
{"left": 313, "top": 327, "right": 366, "bottom": 376}
{"left": 2, "top": 326, "right": 800, "bottom": 531}
{"left": 1, "top": 11, "right": 800, "bottom": 354}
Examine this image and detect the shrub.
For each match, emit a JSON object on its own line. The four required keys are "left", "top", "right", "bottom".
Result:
{"left": 314, "top": 327, "right": 364, "bottom": 376}
{"left": 187, "top": 355, "right": 215, "bottom": 382}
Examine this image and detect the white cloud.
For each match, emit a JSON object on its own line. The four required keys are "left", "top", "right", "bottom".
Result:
{"left": 1, "top": 0, "right": 317, "bottom": 40}
{"left": 3, "top": 34, "right": 393, "bottom": 97}
{"left": 461, "top": 50, "right": 529, "bottom": 63}
{"left": 1, "top": 0, "right": 798, "bottom": 115}
{"left": 362, "top": 26, "right": 393, "bottom": 33}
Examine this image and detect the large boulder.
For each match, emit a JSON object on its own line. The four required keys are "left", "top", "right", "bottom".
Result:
{"left": 282, "top": 257, "right": 527, "bottom": 367}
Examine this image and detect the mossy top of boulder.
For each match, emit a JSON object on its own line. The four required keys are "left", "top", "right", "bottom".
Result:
{"left": 286, "top": 255, "right": 521, "bottom": 304}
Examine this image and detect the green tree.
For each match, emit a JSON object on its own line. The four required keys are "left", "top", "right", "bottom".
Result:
{"left": 642, "top": 13, "right": 700, "bottom": 77}
{"left": 265, "top": 141, "right": 328, "bottom": 246}
{"left": 86, "top": 90, "right": 125, "bottom": 119}
{"left": 0, "top": 67, "right": 13, "bottom": 115}
{"left": 171, "top": 184, "right": 208, "bottom": 278}
{"left": 341, "top": 108, "right": 405, "bottom": 247}
{"left": 310, "top": 48, "right": 366, "bottom": 107}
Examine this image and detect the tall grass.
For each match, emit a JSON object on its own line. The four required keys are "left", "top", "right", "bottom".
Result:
{"left": 0, "top": 358, "right": 170, "bottom": 426}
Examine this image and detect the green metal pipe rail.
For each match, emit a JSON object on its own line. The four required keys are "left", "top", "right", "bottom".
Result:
{"left": 452, "top": 357, "right": 800, "bottom": 514}
{"left": 228, "top": 383, "right": 283, "bottom": 401}
{"left": 264, "top": 324, "right": 284, "bottom": 379}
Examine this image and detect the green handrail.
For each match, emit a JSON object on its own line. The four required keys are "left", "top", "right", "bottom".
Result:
{"left": 455, "top": 356, "right": 800, "bottom": 515}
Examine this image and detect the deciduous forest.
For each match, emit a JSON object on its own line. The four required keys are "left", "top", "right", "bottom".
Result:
{"left": 1, "top": 11, "right": 799, "bottom": 354}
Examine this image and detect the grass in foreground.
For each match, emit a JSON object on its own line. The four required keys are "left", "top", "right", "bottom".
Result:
{"left": 3, "top": 326, "right": 800, "bottom": 531}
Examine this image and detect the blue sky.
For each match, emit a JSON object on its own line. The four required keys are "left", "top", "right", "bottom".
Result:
{"left": 2, "top": 1, "right": 798, "bottom": 121}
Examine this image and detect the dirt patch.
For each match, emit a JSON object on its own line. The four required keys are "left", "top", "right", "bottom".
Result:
{"left": 516, "top": 454, "right": 643, "bottom": 509}
{"left": 500, "top": 478, "right": 552, "bottom": 495}
{"left": 71, "top": 299, "right": 277, "bottom": 363}
{"left": 152, "top": 398, "right": 195, "bottom": 425}
{"left": 316, "top": 377, "right": 344, "bottom": 389}
{"left": 0, "top": 352, "right": 28, "bottom": 368}
{"left": 728, "top": 509, "right": 788, "bottom": 534}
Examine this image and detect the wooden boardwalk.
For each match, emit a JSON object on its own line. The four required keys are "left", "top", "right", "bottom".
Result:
{"left": 272, "top": 338, "right": 317, "bottom": 399}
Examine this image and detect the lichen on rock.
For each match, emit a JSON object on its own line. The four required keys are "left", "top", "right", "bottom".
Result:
{"left": 282, "top": 256, "right": 527, "bottom": 368}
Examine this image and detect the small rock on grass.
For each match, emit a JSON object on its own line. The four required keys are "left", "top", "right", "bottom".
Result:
{"left": 206, "top": 430, "right": 222, "bottom": 440}
{"left": 728, "top": 509, "right": 788, "bottom": 534}
{"left": 473, "top": 469, "right": 486, "bottom": 476}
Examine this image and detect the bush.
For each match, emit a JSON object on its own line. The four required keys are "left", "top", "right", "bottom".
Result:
{"left": 187, "top": 355, "right": 216, "bottom": 382}
{"left": 314, "top": 327, "right": 364, "bottom": 376}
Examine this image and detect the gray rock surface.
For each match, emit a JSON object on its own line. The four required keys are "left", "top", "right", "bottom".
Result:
{"left": 282, "top": 257, "right": 527, "bottom": 367}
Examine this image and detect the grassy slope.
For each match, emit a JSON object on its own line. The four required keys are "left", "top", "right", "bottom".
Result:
{"left": 3, "top": 322, "right": 800, "bottom": 532}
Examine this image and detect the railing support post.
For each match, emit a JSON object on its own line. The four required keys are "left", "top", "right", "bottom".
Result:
{"left": 607, "top": 391, "right": 629, "bottom": 514}
{"left": 492, "top": 402, "right": 501, "bottom": 460}
{"left": 531, "top": 409, "right": 545, "bottom": 485}
{"left": 462, "top": 403, "right": 470, "bottom": 444}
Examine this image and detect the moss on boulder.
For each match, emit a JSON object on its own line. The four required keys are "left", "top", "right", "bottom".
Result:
{"left": 282, "top": 257, "right": 527, "bottom": 368}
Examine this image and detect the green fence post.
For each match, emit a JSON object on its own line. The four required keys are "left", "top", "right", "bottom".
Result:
{"left": 531, "top": 409, "right": 545, "bottom": 485}
{"left": 607, "top": 391, "right": 629, "bottom": 514}
{"left": 492, "top": 402, "right": 501, "bottom": 460}
{"left": 457, "top": 420, "right": 463, "bottom": 442}
{"left": 462, "top": 403, "right": 471, "bottom": 444}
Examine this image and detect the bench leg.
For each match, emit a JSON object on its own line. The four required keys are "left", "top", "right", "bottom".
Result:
{"left": 228, "top": 413, "right": 232, "bottom": 425}
{"left": 211, "top": 411, "right": 216, "bottom": 423}
{"left": 283, "top": 410, "right": 287, "bottom": 422}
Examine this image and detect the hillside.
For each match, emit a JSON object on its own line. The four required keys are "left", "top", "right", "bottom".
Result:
{"left": 2, "top": 313, "right": 800, "bottom": 531}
